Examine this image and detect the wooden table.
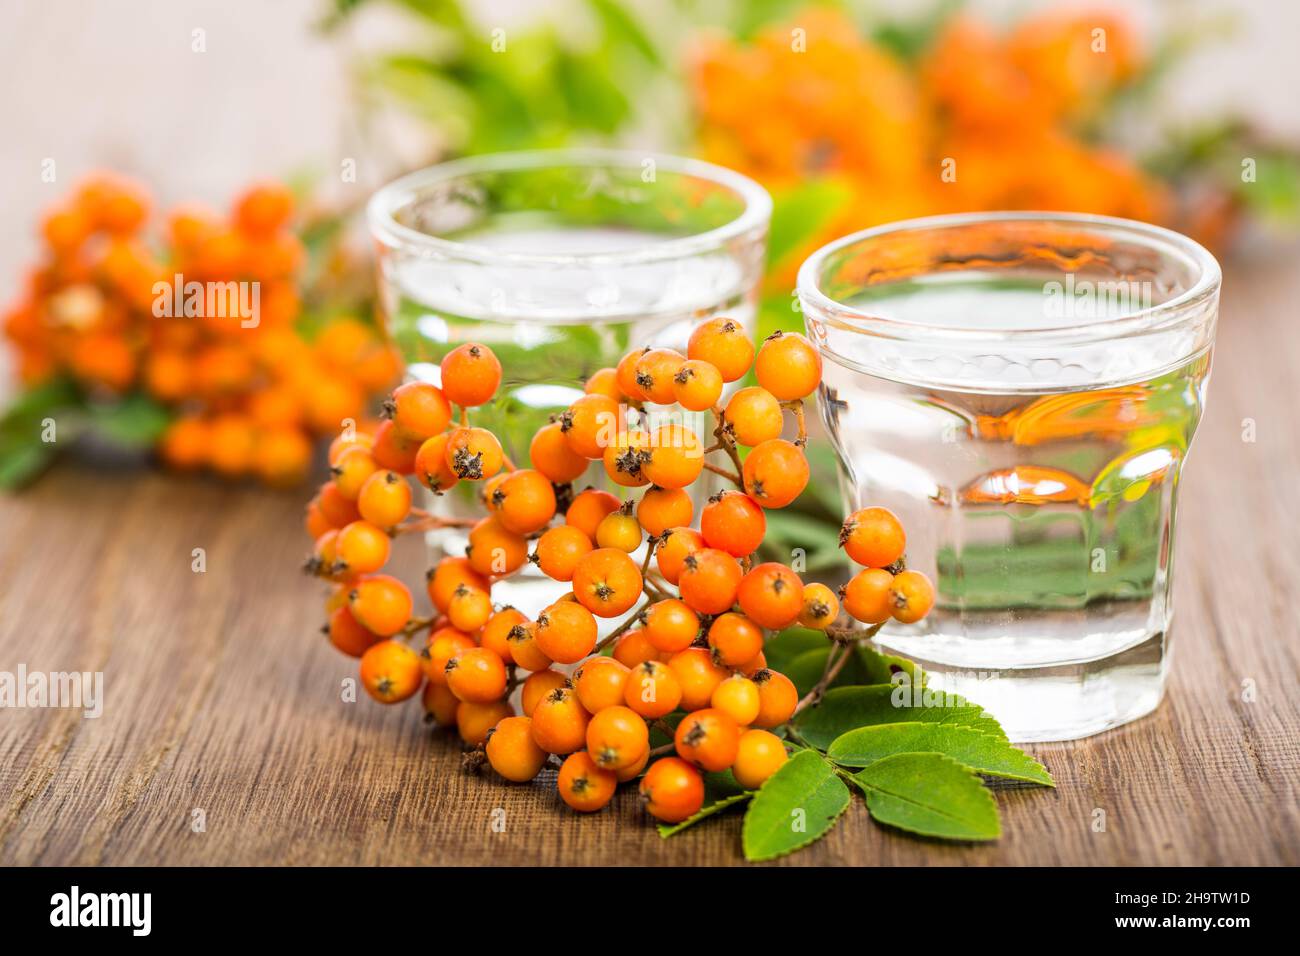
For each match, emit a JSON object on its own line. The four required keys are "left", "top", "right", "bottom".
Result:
{"left": 1, "top": 258, "right": 1297, "bottom": 867}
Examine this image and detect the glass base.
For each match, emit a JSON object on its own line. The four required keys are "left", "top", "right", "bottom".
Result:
{"left": 873, "top": 629, "right": 1170, "bottom": 743}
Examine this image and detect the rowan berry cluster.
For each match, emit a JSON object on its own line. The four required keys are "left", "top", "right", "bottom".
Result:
{"left": 303, "top": 319, "right": 933, "bottom": 825}
{"left": 2, "top": 172, "right": 400, "bottom": 485}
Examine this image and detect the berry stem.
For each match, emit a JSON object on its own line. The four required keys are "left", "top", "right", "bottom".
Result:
{"left": 782, "top": 400, "right": 808, "bottom": 446}
{"left": 708, "top": 405, "right": 746, "bottom": 484}
{"left": 592, "top": 602, "right": 650, "bottom": 654}
{"left": 790, "top": 621, "right": 886, "bottom": 717}
{"left": 394, "top": 514, "right": 478, "bottom": 535}
{"left": 701, "top": 460, "right": 742, "bottom": 486}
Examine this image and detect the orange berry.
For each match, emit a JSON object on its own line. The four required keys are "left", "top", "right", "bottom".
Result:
{"left": 672, "top": 359, "right": 723, "bottom": 411}
{"left": 456, "top": 699, "right": 514, "bottom": 746}
{"left": 207, "top": 415, "right": 256, "bottom": 476}
{"left": 479, "top": 606, "right": 523, "bottom": 660}
{"left": 640, "top": 425, "right": 704, "bottom": 489}
{"left": 707, "top": 612, "right": 764, "bottom": 667}
{"left": 348, "top": 574, "right": 413, "bottom": 636}
{"left": 486, "top": 716, "right": 548, "bottom": 782}
{"left": 623, "top": 660, "right": 682, "bottom": 719}
{"left": 387, "top": 381, "right": 452, "bottom": 442}
{"left": 331, "top": 445, "right": 379, "bottom": 501}
{"left": 573, "top": 657, "right": 631, "bottom": 714}
{"left": 584, "top": 366, "right": 623, "bottom": 401}
{"left": 700, "top": 490, "right": 766, "bottom": 558}
{"left": 798, "top": 582, "right": 841, "bottom": 629}
{"left": 160, "top": 417, "right": 210, "bottom": 471}
{"left": 446, "top": 583, "right": 493, "bottom": 633}
{"left": 640, "top": 757, "right": 705, "bottom": 823}
{"left": 612, "top": 629, "right": 661, "bottom": 669}
{"left": 586, "top": 705, "right": 650, "bottom": 770}
{"left": 755, "top": 331, "right": 822, "bottom": 401}
{"left": 840, "top": 567, "right": 895, "bottom": 624}
{"left": 427, "top": 557, "right": 491, "bottom": 613}
{"left": 557, "top": 751, "right": 617, "bottom": 813}
{"left": 445, "top": 425, "right": 504, "bottom": 481}
{"left": 506, "top": 620, "right": 553, "bottom": 672}
{"left": 359, "top": 640, "right": 423, "bottom": 703}
{"left": 530, "top": 686, "right": 591, "bottom": 754}
{"left": 327, "top": 605, "right": 381, "bottom": 658}
{"left": 674, "top": 708, "right": 740, "bottom": 772}
{"left": 328, "top": 429, "right": 374, "bottom": 467}
{"left": 616, "top": 348, "right": 650, "bottom": 401}
{"left": 711, "top": 674, "right": 761, "bottom": 726}
{"left": 732, "top": 729, "right": 789, "bottom": 789}
{"left": 440, "top": 343, "right": 501, "bottom": 407}
{"left": 840, "top": 507, "right": 906, "bottom": 568}
{"left": 636, "top": 486, "right": 693, "bottom": 538}
{"left": 466, "top": 515, "right": 529, "bottom": 576}
{"left": 422, "top": 681, "right": 460, "bottom": 725}
{"left": 742, "top": 439, "right": 809, "bottom": 508}
{"left": 752, "top": 669, "right": 798, "bottom": 728}
{"left": 737, "top": 562, "right": 804, "bottom": 630}
{"left": 634, "top": 348, "right": 686, "bottom": 405}
{"left": 491, "top": 469, "right": 557, "bottom": 534}
{"left": 678, "top": 549, "right": 743, "bottom": 616}
{"left": 890, "top": 570, "right": 935, "bottom": 624}
{"left": 445, "top": 646, "right": 508, "bottom": 703}
{"left": 642, "top": 598, "right": 701, "bottom": 654}
{"left": 422, "top": 626, "right": 477, "bottom": 684}
{"left": 668, "top": 647, "right": 730, "bottom": 711}
{"left": 602, "top": 429, "right": 650, "bottom": 488}
{"left": 530, "top": 421, "right": 589, "bottom": 483}
{"left": 370, "top": 420, "right": 420, "bottom": 475}
{"left": 571, "top": 548, "right": 643, "bottom": 618}
{"left": 521, "top": 669, "right": 569, "bottom": 717}
{"left": 318, "top": 480, "right": 361, "bottom": 527}
{"left": 595, "top": 508, "right": 643, "bottom": 552}
{"left": 724, "top": 387, "right": 783, "bottom": 446}
{"left": 615, "top": 746, "right": 651, "bottom": 783}
{"left": 561, "top": 393, "right": 621, "bottom": 459}
{"left": 566, "top": 488, "right": 621, "bottom": 539}
{"left": 532, "top": 525, "right": 594, "bottom": 582}
{"left": 655, "top": 527, "right": 705, "bottom": 585}
{"left": 356, "top": 470, "right": 413, "bottom": 528}
{"left": 233, "top": 181, "right": 294, "bottom": 236}
{"left": 334, "top": 520, "right": 392, "bottom": 576}
{"left": 414, "top": 432, "right": 460, "bottom": 494}
{"left": 533, "top": 600, "right": 598, "bottom": 664}
{"left": 687, "top": 317, "right": 754, "bottom": 382}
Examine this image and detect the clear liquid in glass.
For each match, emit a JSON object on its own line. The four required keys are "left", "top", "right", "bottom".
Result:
{"left": 818, "top": 277, "right": 1210, "bottom": 741}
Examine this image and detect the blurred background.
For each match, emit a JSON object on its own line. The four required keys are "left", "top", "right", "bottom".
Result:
{"left": 2, "top": 0, "right": 1298, "bottom": 489}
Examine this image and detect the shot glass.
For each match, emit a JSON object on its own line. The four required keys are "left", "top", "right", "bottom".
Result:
{"left": 367, "top": 148, "right": 770, "bottom": 614}
{"left": 797, "top": 212, "right": 1221, "bottom": 741}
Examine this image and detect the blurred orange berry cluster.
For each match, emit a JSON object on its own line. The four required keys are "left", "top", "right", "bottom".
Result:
{"left": 692, "top": 8, "right": 1172, "bottom": 283}
{"left": 3, "top": 173, "right": 401, "bottom": 486}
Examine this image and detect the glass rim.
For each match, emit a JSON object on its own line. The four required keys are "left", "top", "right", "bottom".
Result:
{"left": 366, "top": 147, "right": 773, "bottom": 267}
{"left": 796, "top": 210, "right": 1223, "bottom": 345}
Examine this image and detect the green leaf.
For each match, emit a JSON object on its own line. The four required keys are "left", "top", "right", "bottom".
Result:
{"left": 795, "top": 684, "right": 1005, "bottom": 750}
{"left": 0, "top": 440, "right": 56, "bottom": 489}
{"left": 761, "top": 627, "right": 830, "bottom": 674}
{"left": 87, "top": 394, "right": 172, "bottom": 448}
{"left": 852, "top": 753, "right": 1001, "bottom": 841}
{"left": 854, "top": 644, "right": 925, "bottom": 687}
{"left": 766, "top": 179, "right": 853, "bottom": 273}
{"left": 658, "top": 791, "right": 752, "bottom": 837}
{"left": 828, "top": 722, "right": 1054, "bottom": 786}
{"left": 742, "top": 750, "right": 850, "bottom": 861}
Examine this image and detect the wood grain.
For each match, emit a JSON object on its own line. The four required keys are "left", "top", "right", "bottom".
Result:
{"left": 1, "top": 258, "right": 1297, "bottom": 866}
